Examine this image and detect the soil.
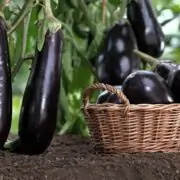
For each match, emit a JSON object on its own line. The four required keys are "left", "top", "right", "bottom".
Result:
{"left": 1, "top": 135, "right": 180, "bottom": 180}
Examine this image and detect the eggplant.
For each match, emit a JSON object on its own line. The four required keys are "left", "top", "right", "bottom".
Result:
{"left": 127, "top": 0, "right": 165, "bottom": 58}
{"left": 168, "top": 66, "right": 180, "bottom": 103}
{"left": 96, "top": 86, "right": 122, "bottom": 104}
{"left": 96, "top": 90, "right": 111, "bottom": 104}
{"left": 96, "top": 20, "right": 141, "bottom": 86}
{"left": 0, "top": 16, "right": 12, "bottom": 148}
{"left": 6, "top": 29, "right": 63, "bottom": 155}
{"left": 153, "top": 62, "right": 177, "bottom": 82}
{"left": 122, "top": 70, "right": 174, "bottom": 104}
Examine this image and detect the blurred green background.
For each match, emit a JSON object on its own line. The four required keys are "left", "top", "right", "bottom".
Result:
{"left": 2, "top": 0, "right": 180, "bottom": 136}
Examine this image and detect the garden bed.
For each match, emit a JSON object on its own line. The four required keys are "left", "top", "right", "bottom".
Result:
{"left": 1, "top": 135, "right": 180, "bottom": 179}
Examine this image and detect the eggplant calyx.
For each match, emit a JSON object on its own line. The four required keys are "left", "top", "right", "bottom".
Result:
{"left": 4, "top": 138, "right": 21, "bottom": 152}
{"left": 46, "top": 17, "right": 62, "bottom": 33}
{"left": 44, "top": 0, "right": 62, "bottom": 33}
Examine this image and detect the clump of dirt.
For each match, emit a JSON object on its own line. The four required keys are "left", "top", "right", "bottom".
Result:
{"left": 0, "top": 134, "right": 180, "bottom": 180}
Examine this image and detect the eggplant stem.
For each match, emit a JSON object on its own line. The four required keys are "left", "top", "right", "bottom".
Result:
{"left": 11, "top": 12, "right": 32, "bottom": 80}
{"left": 120, "top": 0, "right": 128, "bottom": 19}
{"left": 102, "top": 0, "right": 107, "bottom": 24}
{"left": 44, "top": 0, "right": 54, "bottom": 18}
{"left": 133, "top": 49, "right": 158, "bottom": 68}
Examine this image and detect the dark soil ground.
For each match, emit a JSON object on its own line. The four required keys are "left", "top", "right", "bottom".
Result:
{"left": 1, "top": 135, "right": 180, "bottom": 180}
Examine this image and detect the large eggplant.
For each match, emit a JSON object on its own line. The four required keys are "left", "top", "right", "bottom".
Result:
{"left": 0, "top": 16, "right": 12, "bottom": 148}
{"left": 6, "top": 29, "right": 63, "bottom": 155}
{"left": 96, "top": 20, "right": 141, "bottom": 86}
{"left": 127, "top": 0, "right": 165, "bottom": 58}
{"left": 122, "top": 70, "right": 174, "bottom": 104}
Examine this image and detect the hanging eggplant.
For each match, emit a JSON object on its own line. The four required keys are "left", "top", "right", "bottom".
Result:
{"left": 96, "top": 20, "right": 141, "bottom": 86}
{"left": 0, "top": 16, "right": 12, "bottom": 148}
{"left": 5, "top": 29, "right": 64, "bottom": 155}
{"left": 127, "top": 0, "right": 165, "bottom": 59}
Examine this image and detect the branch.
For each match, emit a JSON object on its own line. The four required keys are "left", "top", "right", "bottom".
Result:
{"left": 133, "top": 49, "right": 158, "bottom": 69}
{"left": 7, "top": 0, "right": 35, "bottom": 35}
{"left": 102, "top": 0, "right": 107, "bottom": 24}
{"left": 78, "top": 0, "right": 96, "bottom": 36}
{"left": 11, "top": 11, "right": 32, "bottom": 79}
{"left": 44, "top": 0, "right": 53, "bottom": 18}
{"left": 161, "top": 15, "right": 178, "bottom": 26}
{"left": 119, "top": 0, "right": 128, "bottom": 19}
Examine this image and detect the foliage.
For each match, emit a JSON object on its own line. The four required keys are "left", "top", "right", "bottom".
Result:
{"left": 0, "top": 0, "right": 180, "bottom": 136}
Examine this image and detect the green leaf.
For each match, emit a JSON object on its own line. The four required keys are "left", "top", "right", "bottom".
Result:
{"left": 171, "top": 4, "right": 180, "bottom": 14}
{"left": 60, "top": 81, "right": 71, "bottom": 121}
{"left": 109, "top": 0, "right": 121, "bottom": 6}
{"left": 62, "top": 41, "right": 73, "bottom": 82}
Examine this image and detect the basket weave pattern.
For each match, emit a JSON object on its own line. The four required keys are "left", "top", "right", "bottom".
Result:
{"left": 82, "top": 83, "right": 180, "bottom": 153}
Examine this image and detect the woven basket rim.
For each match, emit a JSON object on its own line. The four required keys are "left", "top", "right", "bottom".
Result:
{"left": 82, "top": 103, "right": 180, "bottom": 111}
{"left": 82, "top": 83, "right": 180, "bottom": 112}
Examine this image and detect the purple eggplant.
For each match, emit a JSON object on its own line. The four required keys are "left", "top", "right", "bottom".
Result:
{"left": 127, "top": 0, "right": 165, "bottom": 58}
{"left": 96, "top": 20, "right": 141, "bottom": 86}
{"left": 122, "top": 70, "right": 174, "bottom": 104}
{"left": 5, "top": 29, "right": 63, "bottom": 155}
{"left": 96, "top": 86, "right": 122, "bottom": 104}
{"left": 168, "top": 66, "right": 180, "bottom": 103}
{"left": 0, "top": 16, "right": 12, "bottom": 148}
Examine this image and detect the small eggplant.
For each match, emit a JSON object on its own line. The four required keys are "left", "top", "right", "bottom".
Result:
{"left": 96, "top": 20, "right": 141, "bottom": 86}
{"left": 127, "top": 0, "right": 165, "bottom": 58}
{"left": 168, "top": 66, "right": 180, "bottom": 103}
{"left": 153, "top": 62, "right": 177, "bottom": 82}
{"left": 122, "top": 70, "right": 174, "bottom": 104}
{"left": 96, "top": 86, "right": 122, "bottom": 104}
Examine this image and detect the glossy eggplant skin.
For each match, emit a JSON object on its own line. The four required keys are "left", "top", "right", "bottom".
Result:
{"left": 18, "top": 29, "right": 63, "bottom": 155}
{"left": 127, "top": 0, "right": 165, "bottom": 58}
{"left": 168, "top": 66, "right": 180, "bottom": 103}
{"left": 0, "top": 17, "right": 12, "bottom": 148}
{"left": 96, "top": 86, "right": 122, "bottom": 104}
{"left": 96, "top": 20, "right": 141, "bottom": 86}
{"left": 122, "top": 70, "right": 174, "bottom": 104}
{"left": 153, "top": 62, "right": 177, "bottom": 82}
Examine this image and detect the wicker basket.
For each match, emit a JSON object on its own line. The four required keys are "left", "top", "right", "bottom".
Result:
{"left": 81, "top": 83, "right": 180, "bottom": 153}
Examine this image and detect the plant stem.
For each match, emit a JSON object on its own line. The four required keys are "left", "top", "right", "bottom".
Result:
{"left": 78, "top": 0, "right": 96, "bottom": 36}
{"left": 133, "top": 49, "right": 158, "bottom": 68}
{"left": 44, "top": 0, "right": 53, "bottom": 18}
{"left": 11, "top": 11, "right": 31, "bottom": 80}
{"left": 0, "top": 0, "right": 9, "bottom": 11}
{"left": 7, "top": 0, "right": 34, "bottom": 35}
{"left": 24, "top": 54, "right": 34, "bottom": 61}
{"left": 119, "top": 0, "right": 128, "bottom": 19}
{"left": 102, "top": 0, "right": 107, "bottom": 24}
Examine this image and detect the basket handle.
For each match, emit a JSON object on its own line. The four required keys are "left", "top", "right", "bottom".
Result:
{"left": 82, "top": 83, "right": 130, "bottom": 108}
